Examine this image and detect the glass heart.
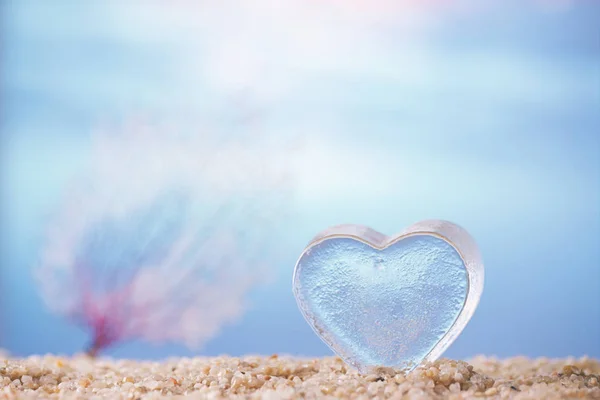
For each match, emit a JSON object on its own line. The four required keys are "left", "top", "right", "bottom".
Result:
{"left": 292, "top": 220, "right": 484, "bottom": 373}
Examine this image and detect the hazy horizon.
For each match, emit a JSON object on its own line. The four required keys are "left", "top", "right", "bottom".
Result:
{"left": 1, "top": 0, "right": 598, "bottom": 360}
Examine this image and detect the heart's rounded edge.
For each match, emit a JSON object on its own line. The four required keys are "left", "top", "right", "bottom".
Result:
{"left": 292, "top": 220, "right": 484, "bottom": 373}
{"left": 308, "top": 224, "right": 388, "bottom": 248}
{"left": 292, "top": 225, "right": 371, "bottom": 372}
{"left": 400, "top": 220, "right": 484, "bottom": 363}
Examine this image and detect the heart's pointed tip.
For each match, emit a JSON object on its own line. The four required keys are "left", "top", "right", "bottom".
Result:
{"left": 357, "top": 362, "right": 417, "bottom": 377}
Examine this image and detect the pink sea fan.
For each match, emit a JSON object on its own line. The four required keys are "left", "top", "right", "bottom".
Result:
{"left": 35, "top": 123, "right": 295, "bottom": 356}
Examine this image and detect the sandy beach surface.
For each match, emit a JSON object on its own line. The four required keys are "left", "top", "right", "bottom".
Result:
{"left": 1, "top": 352, "right": 598, "bottom": 399}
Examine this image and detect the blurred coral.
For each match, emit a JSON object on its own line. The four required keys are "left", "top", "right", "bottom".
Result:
{"left": 35, "top": 123, "right": 295, "bottom": 356}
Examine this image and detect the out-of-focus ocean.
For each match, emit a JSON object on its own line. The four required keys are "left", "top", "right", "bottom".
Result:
{"left": 1, "top": 0, "right": 598, "bottom": 360}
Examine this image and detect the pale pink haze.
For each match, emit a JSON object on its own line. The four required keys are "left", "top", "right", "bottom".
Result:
{"left": 36, "top": 123, "right": 296, "bottom": 355}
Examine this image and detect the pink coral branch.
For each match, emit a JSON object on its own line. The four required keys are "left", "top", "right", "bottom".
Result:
{"left": 36, "top": 123, "right": 293, "bottom": 356}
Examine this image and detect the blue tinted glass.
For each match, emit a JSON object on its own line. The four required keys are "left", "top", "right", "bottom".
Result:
{"left": 295, "top": 234, "right": 468, "bottom": 372}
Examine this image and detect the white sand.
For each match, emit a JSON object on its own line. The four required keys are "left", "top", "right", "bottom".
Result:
{"left": 1, "top": 352, "right": 599, "bottom": 399}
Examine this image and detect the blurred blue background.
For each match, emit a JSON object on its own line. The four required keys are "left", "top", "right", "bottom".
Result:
{"left": 1, "top": 0, "right": 599, "bottom": 360}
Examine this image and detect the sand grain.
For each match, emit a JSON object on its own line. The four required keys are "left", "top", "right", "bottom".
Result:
{"left": 1, "top": 353, "right": 598, "bottom": 399}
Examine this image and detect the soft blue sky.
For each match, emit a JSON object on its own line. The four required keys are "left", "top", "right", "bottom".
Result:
{"left": 1, "top": 0, "right": 599, "bottom": 360}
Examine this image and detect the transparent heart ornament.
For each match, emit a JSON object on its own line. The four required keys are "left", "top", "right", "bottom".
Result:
{"left": 292, "top": 220, "right": 484, "bottom": 373}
